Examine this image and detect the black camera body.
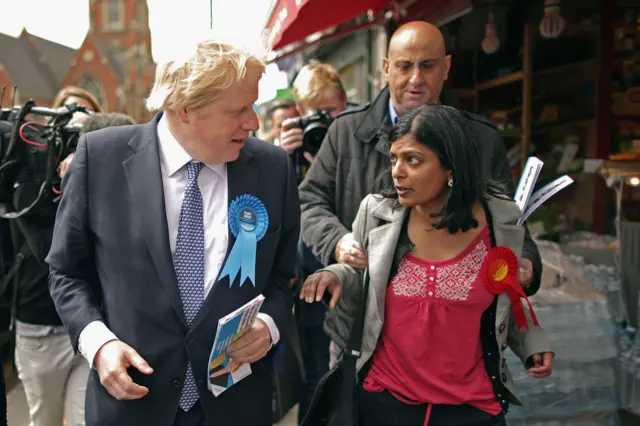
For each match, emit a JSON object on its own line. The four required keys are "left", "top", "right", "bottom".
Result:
{"left": 0, "top": 100, "right": 85, "bottom": 221}
{"left": 292, "top": 109, "right": 333, "bottom": 157}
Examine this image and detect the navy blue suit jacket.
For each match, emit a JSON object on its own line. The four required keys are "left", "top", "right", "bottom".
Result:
{"left": 46, "top": 113, "right": 300, "bottom": 426}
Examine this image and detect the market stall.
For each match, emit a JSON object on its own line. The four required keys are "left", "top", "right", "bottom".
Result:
{"left": 443, "top": 1, "right": 640, "bottom": 424}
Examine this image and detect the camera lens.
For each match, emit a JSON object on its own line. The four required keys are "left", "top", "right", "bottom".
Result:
{"left": 302, "top": 123, "right": 328, "bottom": 157}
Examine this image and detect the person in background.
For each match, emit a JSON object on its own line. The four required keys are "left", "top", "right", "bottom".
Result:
{"left": 51, "top": 86, "right": 103, "bottom": 126}
{"left": 5, "top": 86, "right": 107, "bottom": 426}
{"left": 274, "top": 62, "right": 351, "bottom": 424}
{"left": 59, "top": 113, "right": 137, "bottom": 178}
{"left": 267, "top": 100, "right": 299, "bottom": 144}
{"left": 301, "top": 105, "right": 553, "bottom": 426}
{"left": 279, "top": 62, "right": 350, "bottom": 169}
{"left": 80, "top": 112, "right": 136, "bottom": 134}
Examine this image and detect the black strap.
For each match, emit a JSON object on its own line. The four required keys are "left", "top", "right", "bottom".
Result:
{"left": 344, "top": 269, "right": 370, "bottom": 357}
{"left": 0, "top": 242, "right": 31, "bottom": 299}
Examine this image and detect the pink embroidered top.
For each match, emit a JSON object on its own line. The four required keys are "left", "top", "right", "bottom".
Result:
{"left": 362, "top": 226, "right": 502, "bottom": 417}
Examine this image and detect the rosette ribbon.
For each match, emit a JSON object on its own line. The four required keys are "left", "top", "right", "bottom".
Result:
{"left": 481, "top": 246, "right": 539, "bottom": 330}
{"left": 219, "top": 194, "right": 269, "bottom": 287}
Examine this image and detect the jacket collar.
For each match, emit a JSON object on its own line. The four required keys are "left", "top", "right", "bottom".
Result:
{"left": 354, "top": 87, "right": 392, "bottom": 144}
{"left": 353, "top": 86, "right": 462, "bottom": 145}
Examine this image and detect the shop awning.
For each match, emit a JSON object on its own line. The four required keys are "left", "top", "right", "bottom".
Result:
{"left": 399, "top": 0, "right": 472, "bottom": 27}
{"left": 264, "top": 0, "right": 474, "bottom": 62}
{"left": 264, "top": 0, "right": 392, "bottom": 51}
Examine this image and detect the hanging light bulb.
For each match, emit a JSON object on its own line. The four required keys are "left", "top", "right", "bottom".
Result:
{"left": 539, "top": 0, "right": 566, "bottom": 39}
{"left": 481, "top": 12, "right": 500, "bottom": 54}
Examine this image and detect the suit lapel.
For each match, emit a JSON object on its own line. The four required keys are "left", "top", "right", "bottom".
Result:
{"left": 190, "top": 147, "right": 257, "bottom": 330}
{"left": 122, "top": 115, "right": 187, "bottom": 328}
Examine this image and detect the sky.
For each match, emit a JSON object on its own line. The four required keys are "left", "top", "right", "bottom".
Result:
{"left": 0, "top": 0, "right": 288, "bottom": 104}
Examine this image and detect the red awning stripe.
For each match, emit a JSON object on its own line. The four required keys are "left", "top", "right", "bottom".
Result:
{"left": 266, "top": 19, "right": 379, "bottom": 64}
{"left": 264, "top": 0, "right": 474, "bottom": 56}
{"left": 265, "top": 0, "right": 392, "bottom": 51}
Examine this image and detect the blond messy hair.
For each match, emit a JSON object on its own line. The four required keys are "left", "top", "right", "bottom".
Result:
{"left": 146, "top": 40, "right": 265, "bottom": 112}
{"left": 292, "top": 63, "right": 346, "bottom": 112}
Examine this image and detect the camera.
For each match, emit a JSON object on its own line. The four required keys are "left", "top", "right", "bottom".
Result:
{"left": 290, "top": 109, "right": 333, "bottom": 157}
{"left": 0, "top": 99, "right": 87, "bottom": 221}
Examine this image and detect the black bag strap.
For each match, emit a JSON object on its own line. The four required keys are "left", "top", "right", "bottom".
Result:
{"left": 344, "top": 269, "right": 370, "bottom": 357}
{"left": 0, "top": 242, "right": 31, "bottom": 299}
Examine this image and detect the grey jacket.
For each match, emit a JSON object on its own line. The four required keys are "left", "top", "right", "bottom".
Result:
{"left": 323, "top": 193, "right": 552, "bottom": 406}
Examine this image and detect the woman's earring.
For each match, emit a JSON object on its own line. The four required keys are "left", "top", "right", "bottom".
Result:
{"left": 448, "top": 178, "right": 453, "bottom": 187}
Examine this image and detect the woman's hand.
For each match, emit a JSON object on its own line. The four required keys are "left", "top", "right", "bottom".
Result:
{"left": 299, "top": 271, "right": 342, "bottom": 308}
{"left": 528, "top": 352, "right": 553, "bottom": 378}
{"left": 518, "top": 258, "right": 533, "bottom": 288}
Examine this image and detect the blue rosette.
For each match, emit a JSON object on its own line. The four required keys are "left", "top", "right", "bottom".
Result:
{"left": 219, "top": 194, "right": 269, "bottom": 287}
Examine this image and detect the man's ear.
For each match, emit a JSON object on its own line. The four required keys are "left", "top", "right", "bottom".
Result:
{"left": 382, "top": 58, "right": 390, "bottom": 81}
{"left": 179, "top": 108, "right": 190, "bottom": 124}
{"left": 443, "top": 55, "right": 452, "bottom": 81}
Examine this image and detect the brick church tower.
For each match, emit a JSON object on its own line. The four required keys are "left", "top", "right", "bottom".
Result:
{"left": 0, "top": 0, "right": 155, "bottom": 121}
{"left": 63, "top": 0, "right": 156, "bottom": 121}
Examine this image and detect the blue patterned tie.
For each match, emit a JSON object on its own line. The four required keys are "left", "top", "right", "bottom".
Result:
{"left": 174, "top": 161, "right": 205, "bottom": 411}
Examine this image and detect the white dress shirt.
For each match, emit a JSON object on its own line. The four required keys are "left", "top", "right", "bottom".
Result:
{"left": 78, "top": 115, "right": 279, "bottom": 367}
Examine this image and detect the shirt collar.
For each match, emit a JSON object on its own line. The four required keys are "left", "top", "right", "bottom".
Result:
{"left": 157, "top": 114, "right": 226, "bottom": 178}
{"left": 389, "top": 99, "right": 399, "bottom": 125}
{"left": 388, "top": 97, "right": 443, "bottom": 125}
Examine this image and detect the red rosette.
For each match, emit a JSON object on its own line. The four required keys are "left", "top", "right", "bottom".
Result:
{"left": 481, "top": 246, "right": 539, "bottom": 330}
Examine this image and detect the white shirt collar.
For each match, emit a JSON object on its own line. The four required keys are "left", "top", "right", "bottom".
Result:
{"left": 157, "top": 113, "right": 226, "bottom": 178}
{"left": 389, "top": 99, "right": 399, "bottom": 125}
{"left": 388, "top": 98, "right": 443, "bottom": 125}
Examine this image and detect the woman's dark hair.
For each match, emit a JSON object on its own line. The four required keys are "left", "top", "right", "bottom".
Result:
{"left": 382, "top": 104, "right": 504, "bottom": 234}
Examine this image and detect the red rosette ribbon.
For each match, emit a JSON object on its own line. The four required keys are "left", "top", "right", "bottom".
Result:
{"left": 482, "top": 246, "right": 539, "bottom": 330}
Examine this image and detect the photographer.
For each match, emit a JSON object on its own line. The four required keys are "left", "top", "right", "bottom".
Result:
{"left": 266, "top": 100, "right": 299, "bottom": 144}
{"left": 4, "top": 111, "right": 134, "bottom": 426}
{"left": 278, "top": 63, "right": 350, "bottom": 183}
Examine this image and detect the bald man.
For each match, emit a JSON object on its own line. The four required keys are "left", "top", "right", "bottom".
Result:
{"left": 385, "top": 21, "right": 451, "bottom": 114}
{"left": 299, "top": 21, "right": 541, "bottom": 292}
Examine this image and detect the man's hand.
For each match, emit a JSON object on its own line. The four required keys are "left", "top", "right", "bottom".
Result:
{"left": 528, "top": 352, "right": 554, "bottom": 378}
{"left": 279, "top": 118, "right": 304, "bottom": 153}
{"left": 518, "top": 258, "right": 534, "bottom": 289}
{"left": 300, "top": 271, "right": 342, "bottom": 308}
{"left": 59, "top": 154, "right": 75, "bottom": 178}
{"left": 226, "top": 318, "right": 271, "bottom": 364}
{"left": 335, "top": 233, "right": 368, "bottom": 269}
{"left": 94, "top": 340, "right": 154, "bottom": 401}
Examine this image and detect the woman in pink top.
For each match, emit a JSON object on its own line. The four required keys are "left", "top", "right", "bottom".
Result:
{"left": 301, "top": 105, "right": 554, "bottom": 426}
